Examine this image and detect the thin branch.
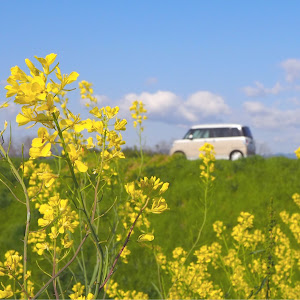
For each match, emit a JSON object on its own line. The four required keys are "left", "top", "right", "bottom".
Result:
{"left": 0, "top": 178, "right": 25, "bottom": 204}
{"left": 98, "top": 198, "right": 149, "bottom": 291}
{"left": 32, "top": 233, "right": 89, "bottom": 300}
{"left": 93, "top": 197, "right": 117, "bottom": 222}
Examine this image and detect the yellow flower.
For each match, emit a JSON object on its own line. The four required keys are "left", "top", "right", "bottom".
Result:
{"left": 295, "top": 146, "right": 300, "bottom": 159}
{"left": 69, "top": 283, "right": 94, "bottom": 300}
{"left": 102, "top": 106, "right": 119, "bottom": 119}
{"left": 86, "top": 137, "right": 95, "bottom": 149}
{"left": 79, "top": 80, "right": 97, "bottom": 106}
{"left": 34, "top": 53, "right": 57, "bottom": 75}
{"left": 38, "top": 172, "right": 59, "bottom": 188}
{"left": 138, "top": 233, "right": 154, "bottom": 242}
{"left": 67, "top": 144, "right": 88, "bottom": 172}
{"left": 130, "top": 100, "right": 147, "bottom": 130}
{"left": 199, "top": 143, "right": 216, "bottom": 182}
{"left": 292, "top": 193, "right": 300, "bottom": 207}
{"left": 0, "top": 285, "right": 13, "bottom": 299}
{"left": 213, "top": 220, "right": 226, "bottom": 238}
{"left": 114, "top": 118, "right": 127, "bottom": 131}
{"left": 29, "top": 128, "right": 57, "bottom": 159}
{"left": 151, "top": 197, "right": 168, "bottom": 214}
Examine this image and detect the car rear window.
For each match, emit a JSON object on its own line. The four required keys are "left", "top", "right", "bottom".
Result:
{"left": 242, "top": 126, "right": 253, "bottom": 138}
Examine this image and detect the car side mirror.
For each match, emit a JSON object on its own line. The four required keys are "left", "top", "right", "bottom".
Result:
{"left": 188, "top": 134, "right": 193, "bottom": 140}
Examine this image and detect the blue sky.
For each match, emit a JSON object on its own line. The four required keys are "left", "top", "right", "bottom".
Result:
{"left": 1, "top": 1, "right": 300, "bottom": 154}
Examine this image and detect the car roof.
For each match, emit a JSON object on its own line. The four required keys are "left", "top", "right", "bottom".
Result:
{"left": 190, "top": 124, "right": 244, "bottom": 129}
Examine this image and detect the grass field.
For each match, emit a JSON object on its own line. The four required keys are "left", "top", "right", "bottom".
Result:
{"left": 1, "top": 154, "right": 299, "bottom": 298}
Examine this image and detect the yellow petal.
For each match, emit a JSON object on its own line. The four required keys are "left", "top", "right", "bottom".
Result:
{"left": 75, "top": 160, "right": 88, "bottom": 173}
{"left": 16, "top": 113, "right": 31, "bottom": 126}
{"left": 34, "top": 56, "right": 47, "bottom": 66}
{"left": 31, "top": 138, "right": 45, "bottom": 147}
{"left": 74, "top": 123, "right": 86, "bottom": 133}
{"left": 151, "top": 198, "right": 168, "bottom": 214}
{"left": 40, "top": 143, "right": 52, "bottom": 157}
{"left": 45, "top": 53, "right": 57, "bottom": 66}
{"left": 160, "top": 182, "right": 169, "bottom": 194}
{"left": 45, "top": 177, "right": 55, "bottom": 188}
{"left": 125, "top": 182, "right": 135, "bottom": 197}
{"left": 25, "top": 58, "right": 39, "bottom": 75}
{"left": 65, "top": 72, "right": 79, "bottom": 84}
{"left": 138, "top": 233, "right": 154, "bottom": 242}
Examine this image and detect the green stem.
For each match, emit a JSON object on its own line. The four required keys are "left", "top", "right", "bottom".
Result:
{"left": 57, "top": 276, "right": 65, "bottom": 300}
{"left": 138, "top": 127, "right": 144, "bottom": 178}
{"left": 89, "top": 255, "right": 100, "bottom": 294}
{"left": 92, "top": 129, "right": 107, "bottom": 298}
{"left": 52, "top": 239, "right": 59, "bottom": 300}
{"left": 79, "top": 210, "right": 88, "bottom": 296}
{"left": 52, "top": 112, "right": 104, "bottom": 281}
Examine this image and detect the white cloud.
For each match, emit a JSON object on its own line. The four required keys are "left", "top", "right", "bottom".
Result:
{"left": 242, "top": 81, "right": 282, "bottom": 97}
{"left": 120, "top": 90, "right": 181, "bottom": 118}
{"left": 119, "top": 90, "right": 230, "bottom": 123}
{"left": 244, "top": 100, "right": 300, "bottom": 128}
{"left": 281, "top": 59, "right": 300, "bottom": 82}
{"left": 243, "top": 101, "right": 266, "bottom": 113}
{"left": 180, "top": 91, "right": 230, "bottom": 122}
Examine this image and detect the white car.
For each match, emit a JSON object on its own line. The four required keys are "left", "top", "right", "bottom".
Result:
{"left": 170, "top": 124, "right": 256, "bottom": 160}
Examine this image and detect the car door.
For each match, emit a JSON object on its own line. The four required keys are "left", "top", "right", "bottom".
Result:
{"left": 208, "top": 128, "right": 230, "bottom": 159}
{"left": 188, "top": 128, "right": 210, "bottom": 159}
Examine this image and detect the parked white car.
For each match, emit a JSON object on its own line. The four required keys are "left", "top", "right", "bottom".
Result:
{"left": 170, "top": 124, "right": 256, "bottom": 160}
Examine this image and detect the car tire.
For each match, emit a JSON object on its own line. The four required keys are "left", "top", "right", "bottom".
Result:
{"left": 173, "top": 151, "right": 186, "bottom": 159}
{"left": 230, "top": 151, "right": 243, "bottom": 161}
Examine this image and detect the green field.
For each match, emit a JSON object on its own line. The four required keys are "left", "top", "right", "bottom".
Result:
{"left": 0, "top": 154, "right": 299, "bottom": 298}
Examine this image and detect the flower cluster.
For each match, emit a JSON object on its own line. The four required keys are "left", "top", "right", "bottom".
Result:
{"left": 213, "top": 220, "right": 226, "bottom": 238}
{"left": 5, "top": 54, "right": 127, "bottom": 176}
{"left": 105, "top": 279, "right": 149, "bottom": 300}
{"left": 231, "top": 211, "right": 265, "bottom": 248}
{"left": 6, "top": 53, "right": 78, "bottom": 130}
{"left": 22, "top": 160, "right": 79, "bottom": 257}
{"left": 116, "top": 177, "right": 169, "bottom": 262}
{"left": 156, "top": 245, "right": 223, "bottom": 299}
{"left": 199, "top": 143, "right": 216, "bottom": 183}
{"left": 69, "top": 282, "right": 94, "bottom": 300}
{"left": 129, "top": 100, "right": 147, "bottom": 131}
{"left": 151, "top": 200, "right": 300, "bottom": 300}
{"left": 79, "top": 80, "right": 98, "bottom": 107}
{"left": 0, "top": 251, "right": 34, "bottom": 298}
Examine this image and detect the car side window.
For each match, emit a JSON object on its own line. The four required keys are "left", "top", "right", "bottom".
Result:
{"left": 202, "top": 129, "right": 210, "bottom": 138}
{"left": 193, "top": 129, "right": 203, "bottom": 138}
{"left": 184, "top": 128, "right": 210, "bottom": 139}
{"left": 211, "top": 128, "right": 230, "bottom": 137}
{"left": 230, "top": 128, "right": 241, "bottom": 136}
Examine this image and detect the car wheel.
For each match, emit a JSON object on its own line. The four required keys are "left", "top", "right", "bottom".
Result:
{"left": 230, "top": 151, "right": 243, "bottom": 161}
{"left": 173, "top": 151, "right": 186, "bottom": 159}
